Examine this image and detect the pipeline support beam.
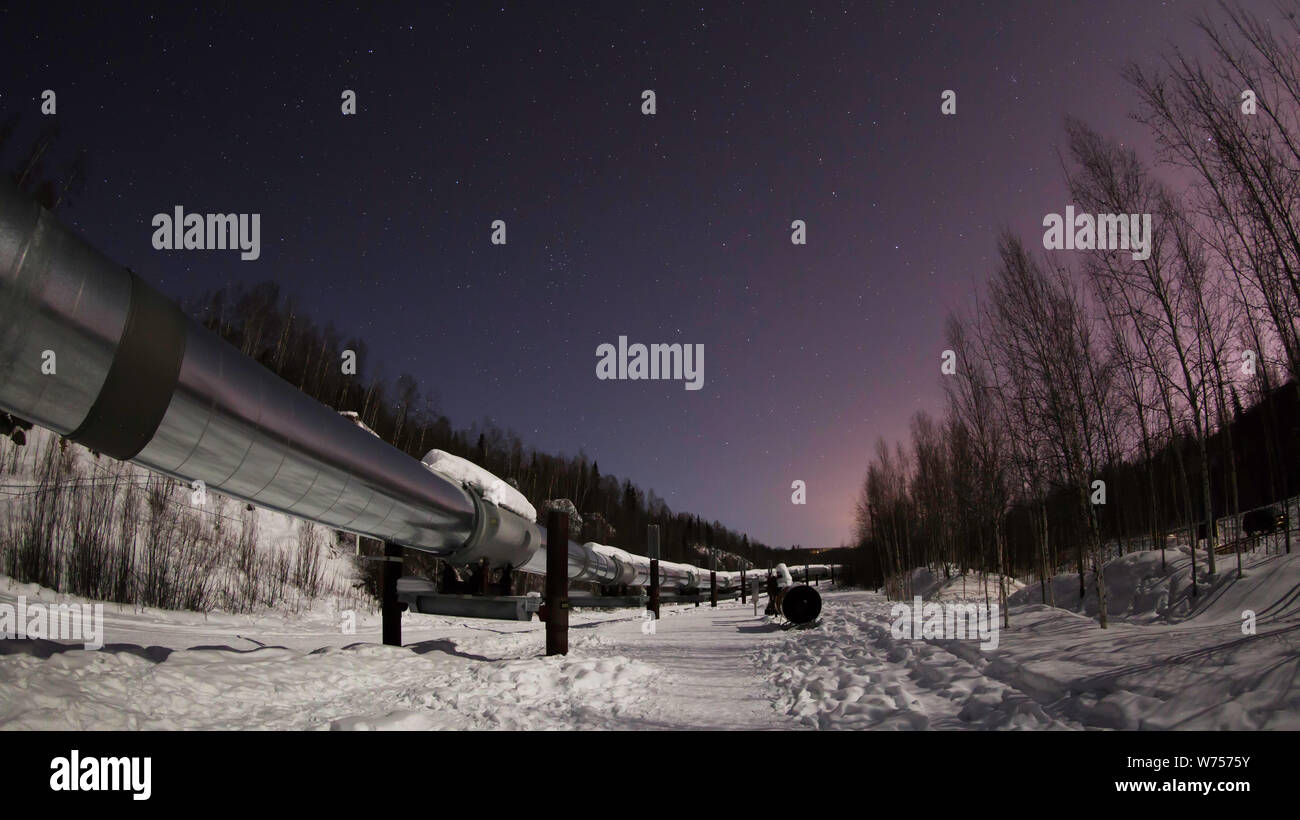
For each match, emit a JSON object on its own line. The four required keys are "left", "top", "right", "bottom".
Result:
{"left": 647, "top": 525, "right": 661, "bottom": 620}
{"left": 545, "top": 509, "right": 569, "bottom": 656}
{"left": 382, "top": 541, "right": 403, "bottom": 646}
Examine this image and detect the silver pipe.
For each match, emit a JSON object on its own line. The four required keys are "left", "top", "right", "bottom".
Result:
{"left": 0, "top": 182, "right": 478, "bottom": 554}
{"left": 788, "top": 564, "right": 833, "bottom": 582}
{"left": 0, "top": 183, "right": 711, "bottom": 591}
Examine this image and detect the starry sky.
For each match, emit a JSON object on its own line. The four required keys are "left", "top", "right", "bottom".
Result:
{"left": 0, "top": 1, "right": 1245, "bottom": 549}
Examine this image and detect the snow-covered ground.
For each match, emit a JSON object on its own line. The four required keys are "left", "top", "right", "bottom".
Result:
{"left": 902, "top": 565, "right": 1027, "bottom": 604}
{"left": 3, "top": 544, "right": 1298, "bottom": 730}
{"left": 758, "top": 549, "right": 1300, "bottom": 730}
{"left": 0, "top": 577, "right": 806, "bottom": 730}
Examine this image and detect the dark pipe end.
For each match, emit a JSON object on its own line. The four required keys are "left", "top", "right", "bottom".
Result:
{"left": 780, "top": 584, "right": 822, "bottom": 625}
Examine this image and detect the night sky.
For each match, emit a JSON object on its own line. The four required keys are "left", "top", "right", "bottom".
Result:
{"left": 0, "top": 1, "right": 1247, "bottom": 549}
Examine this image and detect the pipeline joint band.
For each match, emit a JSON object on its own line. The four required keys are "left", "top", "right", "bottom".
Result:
{"left": 68, "top": 271, "right": 187, "bottom": 460}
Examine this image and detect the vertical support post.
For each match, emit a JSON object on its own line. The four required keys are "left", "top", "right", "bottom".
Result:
{"left": 647, "top": 524, "right": 661, "bottom": 620}
{"left": 382, "top": 541, "right": 403, "bottom": 647}
{"left": 806, "top": 562, "right": 811, "bottom": 586}
{"left": 546, "top": 509, "right": 569, "bottom": 656}
{"left": 740, "top": 569, "right": 747, "bottom": 604}
{"left": 709, "top": 553, "right": 718, "bottom": 608}
{"left": 829, "top": 564, "right": 835, "bottom": 586}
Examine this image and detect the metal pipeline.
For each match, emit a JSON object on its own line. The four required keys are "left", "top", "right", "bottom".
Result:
{"left": 0, "top": 183, "right": 708, "bottom": 591}
{"left": 0, "top": 183, "right": 482, "bottom": 554}
{"left": 789, "top": 564, "right": 833, "bottom": 582}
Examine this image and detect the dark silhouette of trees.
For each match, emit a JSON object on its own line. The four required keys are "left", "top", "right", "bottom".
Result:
{"left": 850, "top": 2, "right": 1300, "bottom": 618}
{"left": 182, "top": 281, "right": 779, "bottom": 581}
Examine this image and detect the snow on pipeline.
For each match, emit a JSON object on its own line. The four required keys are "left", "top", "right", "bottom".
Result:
{"left": 420, "top": 449, "right": 537, "bottom": 520}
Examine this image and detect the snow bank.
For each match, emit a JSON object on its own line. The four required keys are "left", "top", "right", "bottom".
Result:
{"left": 931, "top": 572, "right": 1025, "bottom": 603}
{"left": 900, "top": 566, "right": 948, "bottom": 600}
{"left": 419, "top": 449, "right": 536, "bottom": 521}
{"left": 895, "top": 566, "right": 1025, "bottom": 604}
{"left": 1009, "top": 546, "right": 1298, "bottom": 625}
{"left": 0, "top": 635, "right": 655, "bottom": 730}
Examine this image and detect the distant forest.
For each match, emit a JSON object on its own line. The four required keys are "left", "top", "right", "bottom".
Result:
{"left": 852, "top": 5, "right": 1300, "bottom": 625}
{"left": 185, "top": 281, "right": 780, "bottom": 572}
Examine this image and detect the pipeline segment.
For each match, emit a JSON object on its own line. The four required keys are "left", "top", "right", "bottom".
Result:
{"left": 0, "top": 183, "right": 835, "bottom": 600}
{"left": 0, "top": 184, "right": 582, "bottom": 584}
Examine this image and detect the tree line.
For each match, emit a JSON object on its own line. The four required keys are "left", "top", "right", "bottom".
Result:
{"left": 185, "top": 280, "right": 780, "bottom": 577}
{"left": 852, "top": 3, "right": 1300, "bottom": 627}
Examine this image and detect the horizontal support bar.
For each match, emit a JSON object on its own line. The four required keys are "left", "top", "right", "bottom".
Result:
{"left": 568, "top": 595, "right": 649, "bottom": 608}
{"left": 397, "top": 578, "right": 542, "bottom": 621}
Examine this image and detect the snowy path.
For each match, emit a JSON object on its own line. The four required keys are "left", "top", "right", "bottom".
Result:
{"left": 760, "top": 576, "right": 1300, "bottom": 730}
{"left": 757, "top": 591, "right": 1078, "bottom": 729}
{"left": 569, "top": 601, "right": 802, "bottom": 730}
